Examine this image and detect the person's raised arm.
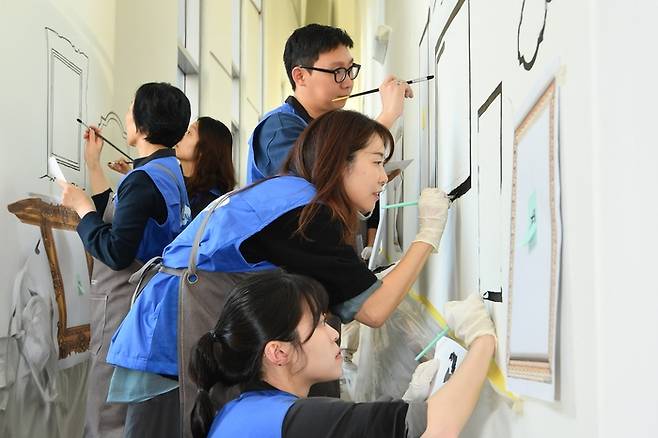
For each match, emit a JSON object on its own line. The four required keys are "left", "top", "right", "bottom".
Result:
{"left": 85, "top": 126, "right": 111, "bottom": 195}
{"left": 375, "top": 75, "right": 414, "bottom": 129}
{"left": 423, "top": 295, "right": 497, "bottom": 438}
{"left": 354, "top": 188, "right": 449, "bottom": 327}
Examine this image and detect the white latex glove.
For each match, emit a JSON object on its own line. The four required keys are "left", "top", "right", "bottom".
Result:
{"left": 412, "top": 188, "right": 450, "bottom": 252}
{"left": 444, "top": 294, "right": 497, "bottom": 348}
{"left": 361, "top": 246, "right": 373, "bottom": 260}
{"left": 402, "top": 359, "right": 440, "bottom": 402}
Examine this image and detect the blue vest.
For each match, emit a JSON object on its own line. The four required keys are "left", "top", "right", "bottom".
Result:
{"left": 208, "top": 390, "right": 297, "bottom": 438}
{"left": 107, "top": 176, "right": 316, "bottom": 376}
{"left": 117, "top": 156, "right": 191, "bottom": 262}
{"left": 246, "top": 102, "right": 307, "bottom": 183}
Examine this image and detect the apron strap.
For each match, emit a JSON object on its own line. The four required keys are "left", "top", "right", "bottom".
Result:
{"left": 129, "top": 257, "right": 163, "bottom": 307}
{"left": 184, "top": 191, "right": 233, "bottom": 284}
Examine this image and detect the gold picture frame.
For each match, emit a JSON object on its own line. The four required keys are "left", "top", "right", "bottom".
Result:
{"left": 8, "top": 198, "right": 92, "bottom": 359}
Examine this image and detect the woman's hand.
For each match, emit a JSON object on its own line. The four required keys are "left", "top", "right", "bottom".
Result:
{"left": 412, "top": 188, "right": 451, "bottom": 252}
{"left": 83, "top": 126, "right": 104, "bottom": 169}
{"left": 403, "top": 359, "right": 440, "bottom": 402}
{"left": 444, "top": 294, "right": 497, "bottom": 348}
{"left": 57, "top": 180, "right": 96, "bottom": 218}
{"left": 107, "top": 159, "right": 131, "bottom": 175}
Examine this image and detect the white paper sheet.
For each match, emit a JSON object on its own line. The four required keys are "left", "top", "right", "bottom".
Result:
{"left": 430, "top": 337, "right": 468, "bottom": 394}
{"left": 48, "top": 156, "right": 67, "bottom": 182}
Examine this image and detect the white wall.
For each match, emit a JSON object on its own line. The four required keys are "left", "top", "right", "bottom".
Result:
{"left": 112, "top": 0, "right": 177, "bottom": 118}
{"left": 0, "top": 0, "right": 181, "bottom": 322}
{"left": 593, "top": 2, "right": 658, "bottom": 436}
{"left": 0, "top": 0, "right": 117, "bottom": 329}
{"left": 263, "top": 0, "right": 301, "bottom": 111}
{"left": 369, "top": 0, "right": 658, "bottom": 436}
{"left": 200, "top": 0, "right": 234, "bottom": 125}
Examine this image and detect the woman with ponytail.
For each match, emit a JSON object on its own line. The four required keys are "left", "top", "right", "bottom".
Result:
{"left": 190, "top": 270, "right": 497, "bottom": 438}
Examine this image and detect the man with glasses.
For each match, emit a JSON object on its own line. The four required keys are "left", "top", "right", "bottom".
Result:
{"left": 247, "top": 23, "right": 413, "bottom": 183}
{"left": 244, "top": 23, "right": 413, "bottom": 399}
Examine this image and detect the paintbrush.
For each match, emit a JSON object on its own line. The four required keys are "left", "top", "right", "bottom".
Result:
{"left": 76, "top": 118, "right": 133, "bottom": 163}
{"left": 332, "top": 75, "right": 434, "bottom": 101}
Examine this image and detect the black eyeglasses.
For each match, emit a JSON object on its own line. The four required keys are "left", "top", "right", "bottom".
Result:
{"left": 299, "top": 63, "right": 361, "bottom": 83}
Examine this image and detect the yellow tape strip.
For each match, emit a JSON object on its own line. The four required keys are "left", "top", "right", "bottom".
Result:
{"left": 408, "top": 291, "right": 520, "bottom": 402}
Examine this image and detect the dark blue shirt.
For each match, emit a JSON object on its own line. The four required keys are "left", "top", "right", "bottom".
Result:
{"left": 77, "top": 149, "right": 173, "bottom": 270}
{"left": 252, "top": 96, "right": 312, "bottom": 178}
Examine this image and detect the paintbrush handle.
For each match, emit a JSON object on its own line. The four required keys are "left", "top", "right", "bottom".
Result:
{"left": 415, "top": 327, "right": 450, "bottom": 361}
{"left": 383, "top": 200, "right": 419, "bottom": 209}
{"left": 96, "top": 133, "right": 133, "bottom": 162}
{"left": 77, "top": 119, "right": 132, "bottom": 162}
{"left": 334, "top": 75, "right": 435, "bottom": 101}
{"left": 346, "top": 87, "right": 381, "bottom": 99}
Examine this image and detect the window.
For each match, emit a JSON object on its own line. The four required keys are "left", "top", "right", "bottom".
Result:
{"left": 178, "top": 0, "right": 200, "bottom": 121}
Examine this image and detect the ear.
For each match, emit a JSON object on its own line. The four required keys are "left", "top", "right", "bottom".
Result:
{"left": 134, "top": 127, "right": 148, "bottom": 141}
{"left": 263, "top": 341, "right": 292, "bottom": 367}
{"left": 291, "top": 66, "right": 307, "bottom": 89}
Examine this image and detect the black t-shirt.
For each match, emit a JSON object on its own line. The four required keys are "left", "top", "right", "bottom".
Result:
{"left": 283, "top": 396, "right": 409, "bottom": 438}
{"left": 184, "top": 177, "right": 220, "bottom": 219}
{"left": 366, "top": 200, "right": 380, "bottom": 230}
{"left": 238, "top": 381, "right": 411, "bottom": 438}
{"left": 240, "top": 204, "right": 378, "bottom": 308}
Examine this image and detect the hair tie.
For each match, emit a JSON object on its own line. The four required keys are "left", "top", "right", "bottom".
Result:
{"left": 209, "top": 330, "right": 220, "bottom": 342}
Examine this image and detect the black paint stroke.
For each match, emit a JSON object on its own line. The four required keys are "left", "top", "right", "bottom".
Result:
{"left": 418, "top": 7, "right": 431, "bottom": 47}
{"left": 443, "top": 352, "right": 458, "bottom": 383}
{"left": 433, "top": 0, "right": 472, "bottom": 201}
{"left": 517, "top": 0, "right": 552, "bottom": 71}
{"left": 483, "top": 289, "right": 503, "bottom": 302}
{"left": 477, "top": 83, "right": 504, "bottom": 303}
{"left": 98, "top": 111, "right": 127, "bottom": 140}
{"left": 436, "top": 41, "right": 446, "bottom": 64}
{"left": 477, "top": 82, "right": 503, "bottom": 189}
{"left": 448, "top": 177, "right": 471, "bottom": 201}
{"left": 434, "top": 0, "right": 466, "bottom": 58}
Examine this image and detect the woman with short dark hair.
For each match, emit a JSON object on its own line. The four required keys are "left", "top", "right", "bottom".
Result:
{"left": 110, "top": 116, "right": 236, "bottom": 218}
{"left": 59, "top": 82, "right": 191, "bottom": 438}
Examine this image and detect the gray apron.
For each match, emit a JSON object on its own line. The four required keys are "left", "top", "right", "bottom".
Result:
{"left": 170, "top": 199, "right": 249, "bottom": 438}
{"left": 84, "top": 199, "right": 142, "bottom": 438}
{"left": 101, "top": 194, "right": 249, "bottom": 437}
{"left": 162, "top": 195, "right": 338, "bottom": 437}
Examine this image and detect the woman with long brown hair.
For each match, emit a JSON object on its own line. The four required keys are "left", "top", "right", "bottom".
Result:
{"left": 175, "top": 117, "right": 236, "bottom": 217}
{"left": 106, "top": 110, "right": 450, "bottom": 436}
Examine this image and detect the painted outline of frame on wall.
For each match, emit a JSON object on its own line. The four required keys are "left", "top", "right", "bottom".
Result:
{"left": 476, "top": 83, "right": 503, "bottom": 303}
{"left": 8, "top": 198, "right": 92, "bottom": 359}
{"left": 432, "top": 0, "right": 472, "bottom": 201}
{"left": 506, "top": 79, "right": 561, "bottom": 400}
{"left": 98, "top": 111, "right": 128, "bottom": 140}
{"left": 45, "top": 27, "right": 88, "bottom": 188}
{"left": 417, "top": 7, "right": 431, "bottom": 191}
